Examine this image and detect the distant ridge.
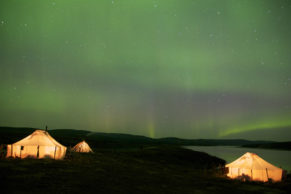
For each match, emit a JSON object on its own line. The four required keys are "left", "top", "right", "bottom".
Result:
{"left": 242, "top": 141, "right": 291, "bottom": 150}
{"left": 0, "top": 126, "right": 275, "bottom": 148}
{"left": 0, "top": 126, "right": 36, "bottom": 144}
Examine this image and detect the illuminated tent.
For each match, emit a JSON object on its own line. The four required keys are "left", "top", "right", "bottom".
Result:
{"left": 71, "top": 141, "right": 93, "bottom": 153}
{"left": 6, "top": 130, "right": 67, "bottom": 159}
{"left": 226, "top": 152, "right": 283, "bottom": 182}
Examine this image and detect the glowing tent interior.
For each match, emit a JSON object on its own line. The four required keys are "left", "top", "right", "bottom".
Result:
{"left": 71, "top": 141, "right": 93, "bottom": 153}
{"left": 226, "top": 152, "right": 283, "bottom": 182}
{"left": 6, "top": 130, "right": 67, "bottom": 159}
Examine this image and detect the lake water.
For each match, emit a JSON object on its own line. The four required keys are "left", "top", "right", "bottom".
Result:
{"left": 185, "top": 146, "right": 291, "bottom": 172}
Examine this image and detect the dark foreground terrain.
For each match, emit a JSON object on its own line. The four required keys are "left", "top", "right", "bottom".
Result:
{"left": 0, "top": 147, "right": 291, "bottom": 194}
{"left": 0, "top": 127, "right": 291, "bottom": 193}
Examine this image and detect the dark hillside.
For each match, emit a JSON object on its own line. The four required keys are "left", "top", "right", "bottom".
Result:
{"left": 49, "top": 129, "right": 91, "bottom": 147}
{"left": 0, "top": 127, "right": 35, "bottom": 144}
{"left": 242, "top": 142, "right": 291, "bottom": 150}
{"left": 1, "top": 127, "right": 275, "bottom": 148}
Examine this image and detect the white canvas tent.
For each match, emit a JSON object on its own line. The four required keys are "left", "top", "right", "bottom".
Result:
{"left": 6, "top": 130, "right": 67, "bottom": 159}
{"left": 226, "top": 152, "right": 283, "bottom": 182}
{"left": 71, "top": 141, "right": 93, "bottom": 153}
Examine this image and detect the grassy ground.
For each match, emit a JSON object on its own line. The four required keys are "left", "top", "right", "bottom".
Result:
{"left": 0, "top": 146, "right": 290, "bottom": 194}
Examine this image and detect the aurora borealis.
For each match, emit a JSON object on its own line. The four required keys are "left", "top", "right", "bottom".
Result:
{"left": 0, "top": 0, "right": 291, "bottom": 141}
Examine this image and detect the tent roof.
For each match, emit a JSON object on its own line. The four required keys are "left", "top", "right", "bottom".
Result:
{"left": 226, "top": 152, "right": 281, "bottom": 171}
{"left": 13, "top": 130, "right": 65, "bottom": 147}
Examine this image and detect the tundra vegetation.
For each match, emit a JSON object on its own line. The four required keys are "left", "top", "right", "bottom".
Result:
{"left": 0, "top": 127, "right": 290, "bottom": 193}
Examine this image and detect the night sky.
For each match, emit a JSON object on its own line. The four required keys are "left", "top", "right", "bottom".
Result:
{"left": 1, "top": 0, "right": 291, "bottom": 141}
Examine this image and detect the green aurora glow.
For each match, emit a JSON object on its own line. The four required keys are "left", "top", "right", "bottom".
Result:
{"left": 0, "top": 0, "right": 291, "bottom": 140}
